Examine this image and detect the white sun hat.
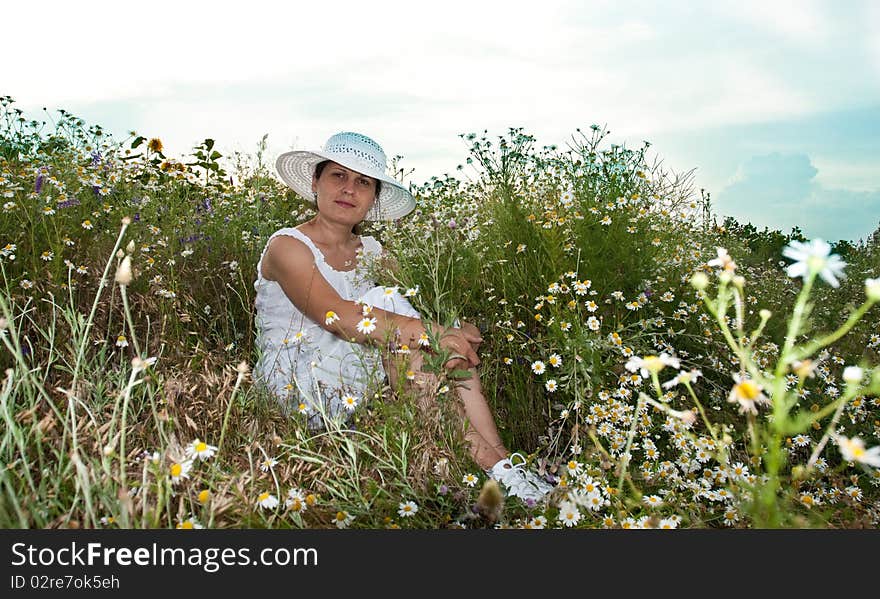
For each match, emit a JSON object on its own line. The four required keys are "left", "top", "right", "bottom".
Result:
{"left": 275, "top": 131, "right": 416, "bottom": 221}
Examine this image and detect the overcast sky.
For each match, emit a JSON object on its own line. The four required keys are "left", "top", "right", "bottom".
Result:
{"left": 5, "top": 0, "right": 879, "bottom": 242}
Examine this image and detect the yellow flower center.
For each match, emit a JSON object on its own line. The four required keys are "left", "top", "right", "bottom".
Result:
{"left": 642, "top": 356, "right": 665, "bottom": 372}
{"left": 170, "top": 463, "right": 182, "bottom": 477}
{"left": 198, "top": 490, "right": 210, "bottom": 503}
{"left": 258, "top": 492, "right": 270, "bottom": 502}
{"left": 735, "top": 381, "right": 760, "bottom": 400}
{"left": 806, "top": 254, "right": 827, "bottom": 272}
{"left": 179, "top": 520, "right": 194, "bottom": 529}
{"left": 195, "top": 442, "right": 207, "bottom": 453}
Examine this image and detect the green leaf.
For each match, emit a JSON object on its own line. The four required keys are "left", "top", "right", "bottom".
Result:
{"left": 449, "top": 368, "right": 473, "bottom": 380}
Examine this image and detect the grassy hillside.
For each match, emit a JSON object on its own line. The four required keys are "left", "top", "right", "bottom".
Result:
{"left": 2, "top": 97, "right": 879, "bottom": 529}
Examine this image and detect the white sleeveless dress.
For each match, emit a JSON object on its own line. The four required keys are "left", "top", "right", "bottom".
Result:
{"left": 253, "top": 226, "right": 421, "bottom": 429}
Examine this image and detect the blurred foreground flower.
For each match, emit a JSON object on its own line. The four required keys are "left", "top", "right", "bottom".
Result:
{"left": 836, "top": 436, "right": 880, "bottom": 467}
{"left": 115, "top": 256, "right": 132, "bottom": 285}
{"left": 782, "top": 239, "right": 845, "bottom": 287}
{"left": 728, "top": 374, "right": 770, "bottom": 414}
{"left": 625, "top": 353, "right": 679, "bottom": 378}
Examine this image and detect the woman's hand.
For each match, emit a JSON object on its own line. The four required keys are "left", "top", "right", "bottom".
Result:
{"left": 439, "top": 325, "right": 482, "bottom": 371}
{"left": 456, "top": 321, "right": 483, "bottom": 353}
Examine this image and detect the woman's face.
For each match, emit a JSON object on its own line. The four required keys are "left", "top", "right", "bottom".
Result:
{"left": 312, "top": 161, "right": 378, "bottom": 225}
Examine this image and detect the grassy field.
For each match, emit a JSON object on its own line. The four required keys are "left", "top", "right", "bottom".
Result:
{"left": 2, "top": 96, "right": 879, "bottom": 529}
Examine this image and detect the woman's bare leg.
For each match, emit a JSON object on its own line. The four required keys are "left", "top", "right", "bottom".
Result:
{"left": 384, "top": 351, "right": 507, "bottom": 470}
{"left": 454, "top": 367, "right": 508, "bottom": 458}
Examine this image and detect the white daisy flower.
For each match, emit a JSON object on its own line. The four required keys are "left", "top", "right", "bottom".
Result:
{"left": 625, "top": 353, "right": 680, "bottom": 378}
{"left": 176, "top": 517, "right": 204, "bottom": 529}
{"left": 842, "top": 366, "right": 863, "bottom": 384}
{"left": 707, "top": 247, "right": 736, "bottom": 272}
{"left": 286, "top": 488, "right": 307, "bottom": 512}
{"left": 356, "top": 317, "right": 377, "bottom": 335}
{"left": 528, "top": 515, "right": 547, "bottom": 529}
{"left": 837, "top": 435, "right": 880, "bottom": 467}
{"left": 256, "top": 492, "right": 279, "bottom": 510}
{"left": 169, "top": 459, "right": 193, "bottom": 485}
{"left": 185, "top": 438, "right": 218, "bottom": 461}
{"left": 418, "top": 332, "right": 431, "bottom": 347}
{"left": 782, "top": 239, "right": 846, "bottom": 288}
{"left": 557, "top": 501, "right": 581, "bottom": 527}
{"left": 865, "top": 277, "right": 880, "bottom": 301}
{"left": 727, "top": 374, "right": 770, "bottom": 414}
{"left": 398, "top": 500, "right": 419, "bottom": 518}
{"left": 333, "top": 510, "right": 355, "bottom": 529}
{"left": 342, "top": 394, "right": 358, "bottom": 411}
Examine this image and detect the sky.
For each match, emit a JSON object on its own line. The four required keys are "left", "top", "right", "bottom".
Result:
{"left": 4, "top": 0, "right": 879, "bottom": 242}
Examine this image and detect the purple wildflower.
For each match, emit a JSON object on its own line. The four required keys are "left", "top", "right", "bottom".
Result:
{"left": 57, "top": 197, "right": 81, "bottom": 210}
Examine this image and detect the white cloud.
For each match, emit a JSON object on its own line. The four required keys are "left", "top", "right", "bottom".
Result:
{"left": 714, "top": 0, "right": 830, "bottom": 43}
{"left": 868, "top": 3, "right": 880, "bottom": 75}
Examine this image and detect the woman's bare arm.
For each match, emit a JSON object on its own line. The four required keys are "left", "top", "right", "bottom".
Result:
{"left": 261, "top": 235, "right": 481, "bottom": 365}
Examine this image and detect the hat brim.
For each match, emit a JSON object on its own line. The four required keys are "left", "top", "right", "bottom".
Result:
{"left": 275, "top": 150, "right": 416, "bottom": 221}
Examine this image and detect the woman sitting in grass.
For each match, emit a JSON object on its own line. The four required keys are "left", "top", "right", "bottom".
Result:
{"left": 253, "top": 131, "right": 551, "bottom": 502}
